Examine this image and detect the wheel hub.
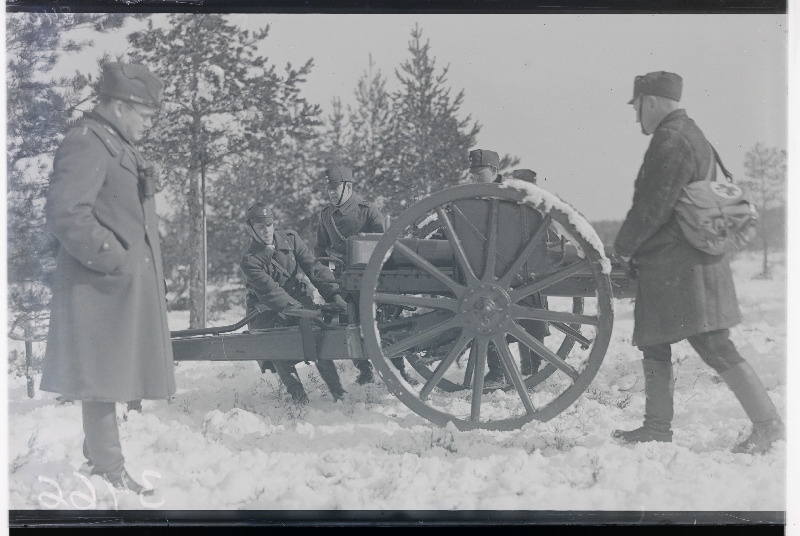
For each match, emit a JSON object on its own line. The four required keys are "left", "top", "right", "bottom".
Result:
{"left": 460, "top": 284, "right": 511, "bottom": 335}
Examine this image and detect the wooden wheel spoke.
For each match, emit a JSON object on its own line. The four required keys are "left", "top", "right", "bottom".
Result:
{"left": 419, "top": 332, "right": 473, "bottom": 400}
{"left": 375, "top": 293, "right": 459, "bottom": 313}
{"left": 509, "top": 323, "right": 580, "bottom": 381}
{"left": 493, "top": 336, "right": 536, "bottom": 415}
{"left": 551, "top": 322, "right": 593, "bottom": 348}
{"left": 436, "top": 207, "right": 479, "bottom": 285}
{"left": 497, "top": 215, "right": 553, "bottom": 287}
{"left": 383, "top": 317, "right": 460, "bottom": 358}
{"left": 511, "top": 304, "right": 599, "bottom": 326}
{"left": 483, "top": 198, "right": 499, "bottom": 281}
{"left": 393, "top": 241, "right": 466, "bottom": 297}
{"left": 470, "top": 337, "right": 489, "bottom": 421}
{"left": 510, "top": 259, "right": 590, "bottom": 303}
{"left": 463, "top": 340, "right": 477, "bottom": 388}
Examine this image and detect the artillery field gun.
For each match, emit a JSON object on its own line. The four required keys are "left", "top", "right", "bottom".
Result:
{"left": 172, "top": 181, "right": 635, "bottom": 431}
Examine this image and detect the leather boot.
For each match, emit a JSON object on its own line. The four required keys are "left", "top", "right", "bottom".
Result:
{"left": 391, "top": 357, "right": 419, "bottom": 386}
{"left": 273, "top": 362, "right": 309, "bottom": 404}
{"left": 316, "top": 360, "right": 347, "bottom": 401}
{"left": 613, "top": 359, "right": 674, "bottom": 443}
{"left": 82, "top": 401, "right": 125, "bottom": 474}
{"left": 483, "top": 348, "right": 507, "bottom": 388}
{"left": 354, "top": 360, "right": 375, "bottom": 385}
{"left": 98, "top": 468, "right": 153, "bottom": 496}
{"left": 720, "top": 361, "right": 784, "bottom": 454}
{"left": 519, "top": 346, "right": 542, "bottom": 376}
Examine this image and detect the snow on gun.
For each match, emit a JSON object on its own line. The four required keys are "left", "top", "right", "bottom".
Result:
{"left": 172, "top": 182, "right": 636, "bottom": 431}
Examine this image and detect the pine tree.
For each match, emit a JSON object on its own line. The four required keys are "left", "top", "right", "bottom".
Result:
{"left": 127, "top": 14, "right": 322, "bottom": 326}
{"left": 383, "top": 25, "right": 480, "bottom": 216}
{"left": 6, "top": 13, "right": 132, "bottom": 336}
{"left": 346, "top": 56, "right": 394, "bottom": 207}
{"left": 742, "top": 143, "right": 787, "bottom": 278}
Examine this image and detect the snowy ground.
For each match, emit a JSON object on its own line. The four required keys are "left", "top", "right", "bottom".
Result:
{"left": 6, "top": 252, "right": 786, "bottom": 512}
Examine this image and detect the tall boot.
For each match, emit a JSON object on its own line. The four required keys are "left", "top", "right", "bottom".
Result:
{"left": 316, "top": 360, "right": 347, "bottom": 401}
{"left": 519, "top": 345, "right": 543, "bottom": 376}
{"left": 354, "top": 360, "right": 375, "bottom": 385}
{"left": 720, "top": 361, "right": 784, "bottom": 454}
{"left": 82, "top": 401, "right": 125, "bottom": 475}
{"left": 273, "top": 361, "right": 309, "bottom": 404}
{"left": 612, "top": 359, "right": 674, "bottom": 443}
{"left": 391, "top": 357, "right": 419, "bottom": 386}
{"left": 483, "top": 348, "right": 507, "bottom": 387}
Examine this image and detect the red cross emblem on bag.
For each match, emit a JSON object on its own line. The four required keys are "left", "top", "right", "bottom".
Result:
{"left": 709, "top": 182, "right": 742, "bottom": 200}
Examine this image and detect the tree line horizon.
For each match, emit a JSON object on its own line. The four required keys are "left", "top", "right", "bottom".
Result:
{"left": 6, "top": 13, "right": 786, "bottom": 333}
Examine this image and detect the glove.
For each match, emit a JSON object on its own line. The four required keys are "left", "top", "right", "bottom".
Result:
{"left": 333, "top": 294, "right": 348, "bottom": 311}
{"left": 283, "top": 299, "right": 303, "bottom": 311}
{"left": 622, "top": 257, "right": 638, "bottom": 280}
{"left": 611, "top": 253, "right": 637, "bottom": 280}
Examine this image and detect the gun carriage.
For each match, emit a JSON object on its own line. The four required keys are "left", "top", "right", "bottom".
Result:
{"left": 171, "top": 182, "right": 635, "bottom": 431}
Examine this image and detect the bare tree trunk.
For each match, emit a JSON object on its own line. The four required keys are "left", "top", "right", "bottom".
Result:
{"left": 187, "top": 166, "right": 206, "bottom": 328}
{"left": 760, "top": 216, "right": 770, "bottom": 278}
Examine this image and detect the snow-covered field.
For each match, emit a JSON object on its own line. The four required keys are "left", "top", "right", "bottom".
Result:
{"left": 6, "top": 252, "right": 786, "bottom": 512}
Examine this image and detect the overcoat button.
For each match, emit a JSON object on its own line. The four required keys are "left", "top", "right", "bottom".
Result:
{"left": 87, "top": 260, "right": 93, "bottom": 265}
{"left": 145, "top": 257, "right": 150, "bottom": 263}
{"left": 102, "top": 242, "right": 110, "bottom": 250}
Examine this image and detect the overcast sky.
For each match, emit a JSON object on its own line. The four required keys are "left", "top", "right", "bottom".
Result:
{"left": 58, "top": 13, "right": 787, "bottom": 221}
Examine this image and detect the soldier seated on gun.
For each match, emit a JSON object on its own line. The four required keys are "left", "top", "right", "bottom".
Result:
{"left": 468, "top": 149, "right": 551, "bottom": 386}
{"left": 315, "top": 165, "right": 418, "bottom": 386}
{"left": 240, "top": 202, "right": 349, "bottom": 404}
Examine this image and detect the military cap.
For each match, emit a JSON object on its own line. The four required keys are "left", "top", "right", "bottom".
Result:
{"left": 468, "top": 149, "right": 500, "bottom": 169}
{"left": 628, "top": 71, "right": 682, "bottom": 104}
{"left": 511, "top": 168, "right": 537, "bottom": 184}
{"left": 245, "top": 202, "right": 274, "bottom": 224}
{"left": 99, "top": 62, "right": 164, "bottom": 108}
{"left": 324, "top": 166, "right": 354, "bottom": 184}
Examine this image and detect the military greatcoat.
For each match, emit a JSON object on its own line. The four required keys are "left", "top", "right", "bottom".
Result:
{"left": 41, "top": 111, "right": 175, "bottom": 402}
{"left": 314, "top": 194, "right": 384, "bottom": 258}
{"left": 614, "top": 109, "right": 741, "bottom": 347}
{"left": 240, "top": 231, "right": 339, "bottom": 329}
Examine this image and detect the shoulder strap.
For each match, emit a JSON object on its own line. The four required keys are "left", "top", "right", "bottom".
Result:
{"left": 707, "top": 144, "right": 734, "bottom": 183}
{"left": 81, "top": 119, "right": 124, "bottom": 157}
{"left": 261, "top": 240, "right": 297, "bottom": 282}
{"left": 269, "top": 256, "right": 294, "bottom": 280}
{"left": 324, "top": 210, "right": 347, "bottom": 247}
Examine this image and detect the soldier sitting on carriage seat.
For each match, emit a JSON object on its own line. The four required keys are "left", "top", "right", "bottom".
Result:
{"left": 240, "top": 202, "right": 349, "bottom": 404}
{"left": 467, "top": 149, "right": 552, "bottom": 387}
{"left": 314, "top": 166, "right": 418, "bottom": 386}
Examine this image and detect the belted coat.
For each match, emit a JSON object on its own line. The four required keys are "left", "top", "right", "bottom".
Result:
{"left": 614, "top": 109, "right": 741, "bottom": 347}
{"left": 314, "top": 194, "right": 384, "bottom": 258}
{"left": 241, "top": 231, "right": 340, "bottom": 329}
{"left": 41, "top": 111, "right": 175, "bottom": 402}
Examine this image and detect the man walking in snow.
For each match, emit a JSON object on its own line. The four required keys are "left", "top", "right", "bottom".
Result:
{"left": 612, "top": 71, "right": 783, "bottom": 454}
{"left": 41, "top": 62, "right": 174, "bottom": 495}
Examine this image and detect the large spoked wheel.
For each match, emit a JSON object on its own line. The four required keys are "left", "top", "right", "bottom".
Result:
{"left": 404, "top": 297, "right": 585, "bottom": 393}
{"left": 409, "top": 220, "right": 586, "bottom": 393}
{"left": 360, "top": 183, "right": 614, "bottom": 431}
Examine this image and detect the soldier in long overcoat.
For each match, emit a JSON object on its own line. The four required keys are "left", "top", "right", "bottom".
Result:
{"left": 241, "top": 202, "right": 348, "bottom": 404}
{"left": 612, "top": 71, "right": 783, "bottom": 454}
{"left": 41, "top": 62, "right": 174, "bottom": 494}
{"left": 314, "top": 166, "right": 418, "bottom": 386}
